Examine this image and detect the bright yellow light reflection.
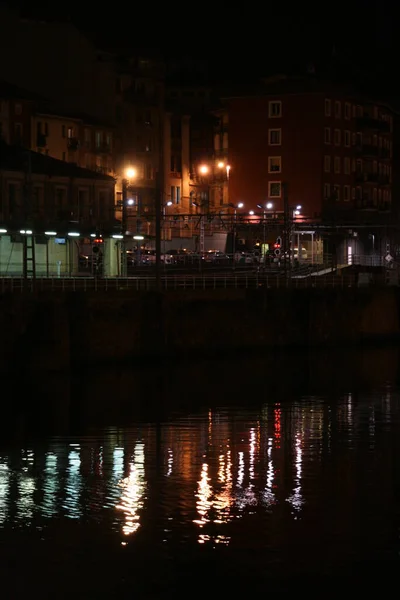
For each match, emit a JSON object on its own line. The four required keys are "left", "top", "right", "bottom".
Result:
{"left": 217, "top": 161, "right": 225, "bottom": 168}
{"left": 116, "top": 442, "right": 145, "bottom": 536}
{"left": 199, "top": 164, "right": 209, "bottom": 175}
{"left": 194, "top": 446, "right": 234, "bottom": 544}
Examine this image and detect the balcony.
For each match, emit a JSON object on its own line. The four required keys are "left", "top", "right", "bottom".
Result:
{"left": 356, "top": 116, "right": 390, "bottom": 133}
{"left": 36, "top": 132, "right": 47, "bottom": 148}
{"left": 355, "top": 198, "right": 377, "bottom": 210}
{"left": 356, "top": 144, "right": 379, "bottom": 157}
{"left": 67, "top": 137, "right": 79, "bottom": 151}
{"left": 95, "top": 143, "right": 111, "bottom": 154}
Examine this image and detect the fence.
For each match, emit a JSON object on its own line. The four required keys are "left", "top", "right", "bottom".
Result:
{"left": 0, "top": 270, "right": 398, "bottom": 292}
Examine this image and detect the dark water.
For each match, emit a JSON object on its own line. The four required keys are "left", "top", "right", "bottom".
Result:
{"left": 1, "top": 348, "right": 400, "bottom": 597}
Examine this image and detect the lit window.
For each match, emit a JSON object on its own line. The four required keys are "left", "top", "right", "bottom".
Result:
{"left": 268, "top": 129, "right": 281, "bottom": 145}
{"left": 268, "top": 101, "right": 282, "bottom": 118}
{"left": 268, "top": 156, "right": 281, "bottom": 173}
{"left": 268, "top": 181, "right": 281, "bottom": 198}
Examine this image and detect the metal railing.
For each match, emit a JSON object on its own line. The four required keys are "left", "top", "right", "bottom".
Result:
{"left": 0, "top": 270, "right": 398, "bottom": 292}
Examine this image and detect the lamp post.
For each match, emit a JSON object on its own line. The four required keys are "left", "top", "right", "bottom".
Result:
{"left": 163, "top": 200, "right": 173, "bottom": 258}
{"left": 257, "top": 202, "right": 273, "bottom": 263}
{"left": 230, "top": 202, "right": 243, "bottom": 266}
{"left": 121, "top": 167, "right": 137, "bottom": 276}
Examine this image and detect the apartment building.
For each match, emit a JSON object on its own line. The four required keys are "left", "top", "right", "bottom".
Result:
{"left": 31, "top": 110, "right": 114, "bottom": 176}
{"left": 224, "top": 77, "right": 394, "bottom": 220}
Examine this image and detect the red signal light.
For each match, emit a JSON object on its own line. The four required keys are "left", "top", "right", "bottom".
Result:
{"left": 274, "top": 243, "right": 281, "bottom": 249}
{"left": 93, "top": 238, "right": 104, "bottom": 244}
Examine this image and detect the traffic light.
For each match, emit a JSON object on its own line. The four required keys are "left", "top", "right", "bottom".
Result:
{"left": 92, "top": 237, "right": 104, "bottom": 254}
{"left": 274, "top": 236, "right": 282, "bottom": 256}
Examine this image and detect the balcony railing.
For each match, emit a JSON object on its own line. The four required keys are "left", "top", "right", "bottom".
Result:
{"left": 356, "top": 116, "right": 390, "bottom": 133}
{"left": 36, "top": 132, "right": 47, "bottom": 148}
{"left": 67, "top": 137, "right": 79, "bottom": 151}
{"left": 95, "top": 143, "right": 111, "bottom": 154}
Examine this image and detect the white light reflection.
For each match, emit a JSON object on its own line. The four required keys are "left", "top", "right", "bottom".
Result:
{"left": 249, "top": 428, "right": 256, "bottom": 486}
{"left": 167, "top": 449, "right": 173, "bottom": 476}
{"left": 369, "top": 406, "right": 375, "bottom": 449}
{"left": 42, "top": 452, "right": 58, "bottom": 517}
{"left": 17, "top": 449, "right": 35, "bottom": 521}
{"left": 263, "top": 437, "right": 275, "bottom": 506}
{"left": 237, "top": 452, "right": 244, "bottom": 487}
{"left": 63, "top": 446, "right": 82, "bottom": 519}
{"left": 116, "top": 442, "right": 146, "bottom": 536}
{"left": 0, "top": 458, "right": 10, "bottom": 525}
{"left": 113, "top": 447, "right": 124, "bottom": 479}
{"left": 286, "top": 434, "right": 304, "bottom": 513}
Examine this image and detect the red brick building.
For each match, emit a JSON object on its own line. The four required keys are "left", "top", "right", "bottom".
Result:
{"left": 224, "top": 77, "right": 394, "bottom": 220}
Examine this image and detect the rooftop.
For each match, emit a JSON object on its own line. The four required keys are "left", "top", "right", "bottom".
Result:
{"left": 0, "top": 142, "right": 114, "bottom": 181}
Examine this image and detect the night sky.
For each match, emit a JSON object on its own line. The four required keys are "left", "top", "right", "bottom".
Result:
{"left": 9, "top": 0, "right": 397, "bottom": 89}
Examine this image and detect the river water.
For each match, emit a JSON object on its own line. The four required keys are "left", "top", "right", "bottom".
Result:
{"left": 1, "top": 347, "right": 400, "bottom": 597}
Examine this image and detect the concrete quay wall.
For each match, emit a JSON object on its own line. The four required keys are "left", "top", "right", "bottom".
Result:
{"left": 0, "top": 288, "right": 399, "bottom": 373}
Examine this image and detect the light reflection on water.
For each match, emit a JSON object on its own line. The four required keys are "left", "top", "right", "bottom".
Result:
{"left": 0, "top": 387, "right": 399, "bottom": 575}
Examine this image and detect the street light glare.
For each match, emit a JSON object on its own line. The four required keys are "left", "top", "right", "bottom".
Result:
{"left": 237, "top": 202, "right": 244, "bottom": 209}
{"left": 217, "top": 161, "right": 225, "bottom": 168}
{"left": 127, "top": 199, "right": 134, "bottom": 206}
{"left": 266, "top": 202, "right": 273, "bottom": 209}
{"left": 199, "top": 165, "right": 209, "bottom": 175}
{"left": 249, "top": 210, "right": 255, "bottom": 215}
{"left": 126, "top": 167, "right": 137, "bottom": 179}
{"left": 296, "top": 205, "right": 302, "bottom": 210}
{"left": 167, "top": 201, "right": 173, "bottom": 206}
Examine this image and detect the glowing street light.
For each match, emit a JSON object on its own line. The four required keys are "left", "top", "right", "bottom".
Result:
{"left": 266, "top": 202, "right": 273, "bottom": 209}
{"left": 217, "top": 161, "right": 225, "bottom": 169}
{"left": 125, "top": 167, "right": 137, "bottom": 179}
{"left": 166, "top": 201, "right": 173, "bottom": 206}
{"left": 296, "top": 205, "right": 302, "bottom": 210}
{"left": 249, "top": 210, "right": 255, "bottom": 216}
{"left": 237, "top": 202, "right": 244, "bottom": 209}
{"left": 199, "top": 164, "right": 209, "bottom": 175}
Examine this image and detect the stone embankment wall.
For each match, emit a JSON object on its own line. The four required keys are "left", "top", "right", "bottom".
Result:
{"left": 0, "top": 288, "right": 399, "bottom": 372}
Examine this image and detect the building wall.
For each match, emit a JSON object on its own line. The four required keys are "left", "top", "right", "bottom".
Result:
{"left": 0, "top": 97, "right": 31, "bottom": 146}
{"left": 0, "top": 168, "right": 115, "bottom": 228}
{"left": 227, "top": 90, "right": 394, "bottom": 220}
{"left": 0, "top": 6, "right": 115, "bottom": 123}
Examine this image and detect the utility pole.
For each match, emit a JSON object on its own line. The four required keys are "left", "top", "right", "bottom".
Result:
{"left": 155, "top": 170, "right": 162, "bottom": 291}
{"left": 23, "top": 150, "right": 35, "bottom": 285}
{"left": 121, "top": 178, "right": 128, "bottom": 277}
{"left": 282, "top": 183, "right": 291, "bottom": 282}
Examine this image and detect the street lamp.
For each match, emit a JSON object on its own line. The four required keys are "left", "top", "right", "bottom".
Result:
{"left": 257, "top": 202, "right": 274, "bottom": 260}
{"left": 199, "top": 164, "right": 209, "bottom": 175}
{"left": 121, "top": 166, "right": 138, "bottom": 275}
{"left": 230, "top": 202, "right": 244, "bottom": 265}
